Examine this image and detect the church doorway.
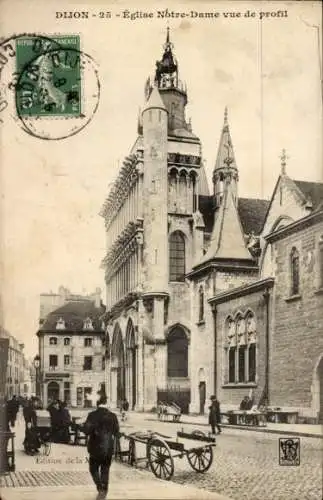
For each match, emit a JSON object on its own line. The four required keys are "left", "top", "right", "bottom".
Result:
{"left": 126, "top": 320, "right": 137, "bottom": 410}
{"left": 198, "top": 368, "right": 206, "bottom": 415}
{"left": 112, "top": 324, "right": 126, "bottom": 408}
{"left": 47, "top": 381, "right": 59, "bottom": 403}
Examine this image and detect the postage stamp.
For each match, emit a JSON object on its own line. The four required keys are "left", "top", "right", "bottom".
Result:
{"left": 0, "top": 33, "right": 101, "bottom": 140}
{"left": 15, "top": 35, "right": 81, "bottom": 117}
{"left": 279, "top": 438, "right": 300, "bottom": 466}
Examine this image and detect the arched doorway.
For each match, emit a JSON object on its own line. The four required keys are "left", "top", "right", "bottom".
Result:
{"left": 198, "top": 368, "right": 206, "bottom": 415}
{"left": 47, "top": 381, "right": 59, "bottom": 403}
{"left": 111, "top": 324, "right": 125, "bottom": 408}
{"left": 125, "top": 319, "right": 137, "bottom": 410}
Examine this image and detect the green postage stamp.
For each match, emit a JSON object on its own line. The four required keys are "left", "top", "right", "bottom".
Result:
{"left": 16, "top": 35, "right": 81, "bottom": 117}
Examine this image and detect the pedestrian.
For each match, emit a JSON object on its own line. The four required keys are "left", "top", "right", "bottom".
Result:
{"left": 23, "top": 398, "right": 40, "bottom": 455}
{"left": 208, "top": 395, "right": 222, "bottom": 435}
{"left": 121, "top": 399, "right": 129, "bottom": 422}
{"left": 47, "top": 400, "right": 61, "bottom": 442}
{"left": 7, "top": 395, "right": 19, "bottom": 428}
{"left": 82, "top": 395, "right": 119, "bottom": 500}
{"left": 58, "top": 401, "right": 72, "bottom": 444}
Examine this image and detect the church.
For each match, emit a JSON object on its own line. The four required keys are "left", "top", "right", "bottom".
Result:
{"left": 100, "top": 30, "right": 323, "bottom": 422}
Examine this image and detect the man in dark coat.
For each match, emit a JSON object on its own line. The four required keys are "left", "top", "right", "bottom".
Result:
{"left": 83, "top": 395, "right": 119, "bottom": 500}
{"left": 58, "top": 401, "right": 71, "bottom": 443}
{"left": 47, "top": 401, "right": 61, "bottom": 442}
{"left": 23, "top": 399, "right": 40, "bottom": 454}
{"left": 208, "top": 395, "right": 222, "bottom": 435}
{"left": 7, "top": 395, "right": 19, "bottom": 428}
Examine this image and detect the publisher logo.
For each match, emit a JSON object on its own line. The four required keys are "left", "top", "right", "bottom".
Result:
{"left": 279, "top": 438, "right": 300, "bottom": 466}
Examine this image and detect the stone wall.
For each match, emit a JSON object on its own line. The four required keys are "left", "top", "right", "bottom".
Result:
{"left": 215, "top": 288, "right": 269, "bottom": 409}
{"left": 270, "top": 218, "right": 323, "bottom": 416}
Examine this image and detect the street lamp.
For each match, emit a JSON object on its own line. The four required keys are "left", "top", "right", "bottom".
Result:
{"left": 33, "top": 355, "right": 41, "bottom": 400}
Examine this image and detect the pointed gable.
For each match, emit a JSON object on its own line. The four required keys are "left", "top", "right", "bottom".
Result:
{"left": 261, "top": 174, "right": 317, "bottom": 237}
{"left": 199, "top": 182, "right": 253, "bottom": 264}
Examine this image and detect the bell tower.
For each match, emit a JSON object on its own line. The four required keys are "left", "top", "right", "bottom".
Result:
{"left": 145, "top": 28, "right": 189, "bottom": 133}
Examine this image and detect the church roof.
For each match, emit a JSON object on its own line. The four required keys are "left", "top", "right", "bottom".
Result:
{"left": 237, "top": 198, "right": 270, "bottom": 235}
{"left": 40, "top": 300, "right": 106, "bottom": 332}
{"left": 143, "top": 85, "right": 167, "bottom": 113}
{"left": 292, "top": 180, "right": 323, "bottom": 210}
{"left": 198, "top": 183, "right": 253, "bottom": 265}
{"left": 198, "top": 195, "right": 269, "bottom": 236}
{"left": 213, "top": 108, "right": 237, "bottom": 174}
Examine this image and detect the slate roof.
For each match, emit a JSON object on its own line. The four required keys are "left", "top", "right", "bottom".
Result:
{"left": 40, "top": 300, "right": 106, "bottom": 333}
{"left": 293, "top": 180, "right": 323, "bottom": 210}
{"left": 199, "top": 195, "right": 214, "bottom": 233}
{"left": 199, "top": 195, "right": 270, "bottom": 236}
{"left": 199, "top": 183, "right": 253, "bottom": 264}
{"left": 237, "top": 198, "right": 270, "bottom": 235}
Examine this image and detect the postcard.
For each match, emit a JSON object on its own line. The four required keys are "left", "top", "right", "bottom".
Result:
{"left": 0, "top": 1, "right": 322, "bottom": 500}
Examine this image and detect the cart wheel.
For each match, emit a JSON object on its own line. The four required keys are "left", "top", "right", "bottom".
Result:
{"left": 187, "top": 445, "right": 213, "bottom": 473}
{"left": 128, "top": 438, "right": 136, "bottom": 465}
{"left": 147, "top": 438, "right": 174, "bottom": 481}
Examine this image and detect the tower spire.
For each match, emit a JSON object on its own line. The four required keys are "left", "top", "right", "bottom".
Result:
{"left": 213, "top": 107, "right": 239, "bottom": 208}
{"left": 224, "top": 106, "right": 228, "bottom": 126}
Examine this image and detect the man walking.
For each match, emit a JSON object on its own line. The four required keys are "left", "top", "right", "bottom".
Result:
{"left": 83, "top": 395, "right": 119, "bottom": 499}
{"left": 208, "top": 395, "right": 222, "bottom": 435}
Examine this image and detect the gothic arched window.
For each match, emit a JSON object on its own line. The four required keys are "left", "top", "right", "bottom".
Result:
{"left": 228, "top": 348, "right": 236, "bottom": 383}
{"left": 225, "top": 313, "right": 257, "bottom": 385}
{"left": 167, "top": 327, "right": 188, "bottom": 377}
{"left": 169, "top": 231, "right": 185, "bottom": 282}
{"left": 290, "top": 247, "right": 300, "bottom": 295}
{"left": 248, "top": 344, "right": 256, "bottom": 382}
{"left": 198, "top": 286, "right": 204, "bottom": 322}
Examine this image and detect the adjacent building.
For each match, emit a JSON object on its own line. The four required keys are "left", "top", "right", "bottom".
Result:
{"left": 36, "top": 287, "right": 106, "bottom": 408}
{"left": 0, "top": 327, "right": 28, "bottom": 399}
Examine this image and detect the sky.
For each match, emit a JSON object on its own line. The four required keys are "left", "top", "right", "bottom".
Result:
{"left": 1, "top": 0, "right": 322, "bottom": 358}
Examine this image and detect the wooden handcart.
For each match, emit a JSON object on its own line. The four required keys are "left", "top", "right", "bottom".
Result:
{"left": 157, "top": 402, "right": 182, "bottom": 422}
{"left": 115, "top": 428, "right": 216, "bottom": 481}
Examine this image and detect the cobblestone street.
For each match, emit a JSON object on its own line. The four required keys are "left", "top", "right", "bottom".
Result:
{"left": 1, "top": 411, "right": 322, "bottom": 500}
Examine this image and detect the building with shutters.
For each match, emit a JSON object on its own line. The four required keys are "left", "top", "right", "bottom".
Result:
{"left": 36, "top": 287, "right": 106, "bottom": 408}
{"left": 100, "top": 30, "right": 323, "bottom": 421}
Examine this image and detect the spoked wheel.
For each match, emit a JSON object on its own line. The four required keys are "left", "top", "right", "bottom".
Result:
{"left": 128, "top": 438, "right": 136, "bottom": 465}
{"left": 187, "top": 445, "right": 213, "bottom": 473}
{"left": 147, "top": 438, "right": 174, "bottom": 481}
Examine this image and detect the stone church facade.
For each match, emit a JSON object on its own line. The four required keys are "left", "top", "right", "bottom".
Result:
{"left": 101, "top": 31, "right": 323, "bottom": 421}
